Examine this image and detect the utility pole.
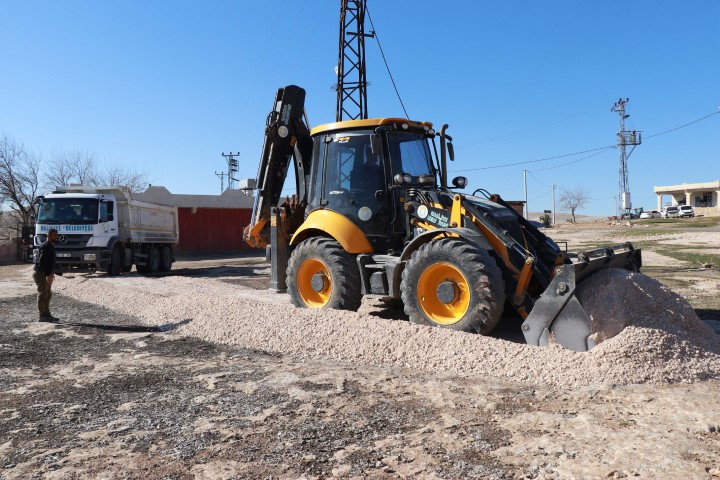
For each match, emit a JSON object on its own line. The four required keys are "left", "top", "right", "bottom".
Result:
{"left": 611, "top": 98, "right": 642, "bottom": 217}
{"left": 614, "top": 195, "right": 618, "bottom": 218}
{"left": 523, "top": 169, "right": 528, "bottom": 218}
{"left": 221, "top": 152, "right": 240, "bottom": 191}
{"left": 335, "top": 0, "right": 373, "bottom": 121}
{"left": 214, "top": 171, "right": 227, "bottom": 194}
{"left": 552, "top": 183, "right": 556, "bottom": 226}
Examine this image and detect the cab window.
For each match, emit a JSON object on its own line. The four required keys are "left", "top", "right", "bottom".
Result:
{"left": 387, "top": 132, "right": 435, "bottom": 179}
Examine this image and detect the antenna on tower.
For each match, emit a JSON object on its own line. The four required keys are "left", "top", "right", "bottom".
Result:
{"left": 611, "top": 98, "right": 642, "bottom": 217}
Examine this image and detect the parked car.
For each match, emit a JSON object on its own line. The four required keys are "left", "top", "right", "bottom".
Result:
{"left": 639, "top": 210, "right": 661, "bottom": 219}
{"left": 661, "top": 206, "right": 680, "bottom": 218}
{"left": 678, "top": 205, "right": 695, "bottom": 218}
{"left": 620, "top": 212, "right": 638, "bottom": 220}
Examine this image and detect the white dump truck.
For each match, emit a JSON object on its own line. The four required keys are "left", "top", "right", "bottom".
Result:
{"left": 34, "top": 186, "right": 179, "bottom": 275}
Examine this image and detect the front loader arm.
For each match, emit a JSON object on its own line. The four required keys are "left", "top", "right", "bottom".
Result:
{"left": 244, "top": 85, "right": 312, "bottom": 249}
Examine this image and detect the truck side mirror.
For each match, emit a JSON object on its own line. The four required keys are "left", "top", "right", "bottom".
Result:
{"left": 107, "top": 213, "right": 113, "bottom": 221}
{"left": 447, "top": 142, "right": 455, "bottom": 161}
{"left": 370, "top": 134, "right": 383, "bottom": 156}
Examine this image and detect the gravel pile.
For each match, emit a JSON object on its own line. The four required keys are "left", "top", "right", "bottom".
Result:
{"left": 55, "top": 269, "right": 720, "bottom": 388}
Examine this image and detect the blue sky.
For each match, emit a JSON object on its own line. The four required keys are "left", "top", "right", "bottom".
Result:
{"left": 2, "top": 1, "right": 718, "bottom": 216}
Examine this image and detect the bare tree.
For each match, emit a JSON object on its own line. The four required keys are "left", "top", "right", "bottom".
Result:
{"left": 97, "top": 162, "right": 150, "bottom": 192}
{"left": 44, "top": 149, "right": 150, "bottom": 193}
{"left": 44, "top": 148, "right": 100, "bottom": 190}
{"left": 559, "top": 187, "right": 589, "bottom": 223}
{"left": 0, "top": 135, "right": 41, "bottom": 227}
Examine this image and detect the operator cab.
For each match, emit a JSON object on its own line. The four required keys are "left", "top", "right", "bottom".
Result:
{"left": 307, "top": 119, "right": 438, "bottom": 253}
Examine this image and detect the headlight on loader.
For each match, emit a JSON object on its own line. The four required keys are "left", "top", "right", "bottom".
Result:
{"left": 452, "top": 176, "right": 468, "bottom": 189}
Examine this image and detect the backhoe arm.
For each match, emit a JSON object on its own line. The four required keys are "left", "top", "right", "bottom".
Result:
{"left": 244, "top": 85, "right": 312, "bottom": 248}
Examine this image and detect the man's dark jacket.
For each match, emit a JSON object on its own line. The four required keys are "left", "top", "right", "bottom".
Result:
{"left": 34, "top": 240, "right": 56, "bottom": 276}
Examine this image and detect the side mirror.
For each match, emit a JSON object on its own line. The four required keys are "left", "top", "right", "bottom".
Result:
{"left": 107, "top": 214, "right": 114, "bottom": 221}
{"left": 447, "top": 142, "right": 455, "bottom": 161}
{"left": 370, "top": 134, "right": 383, "bottom": 156}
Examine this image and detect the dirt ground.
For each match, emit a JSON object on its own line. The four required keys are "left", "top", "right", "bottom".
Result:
{"left": 1, "top": 221, "right": 720, "bottom": 479}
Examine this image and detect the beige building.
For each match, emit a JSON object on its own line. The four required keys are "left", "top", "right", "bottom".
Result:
{"left": 653, "top": 180, "right": 720, "bottom": 216}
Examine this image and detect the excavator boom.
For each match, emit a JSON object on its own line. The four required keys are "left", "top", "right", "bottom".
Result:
{"left": 244, "top": 86, "right": 312, "bottom": 248}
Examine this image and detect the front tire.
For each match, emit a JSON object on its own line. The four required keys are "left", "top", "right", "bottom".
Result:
{"left": 287, "top": 237, "right": 362, "bottom": 311}
{"left": 401, "top": 238, "right": 505, "bottom": 334}
{"left": 108, "top": 246, "right": 122, "bottom": 276}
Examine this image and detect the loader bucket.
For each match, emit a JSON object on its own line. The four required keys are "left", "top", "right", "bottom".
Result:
{"left": 521, "top": 244, "right": 641, "bottom": 352}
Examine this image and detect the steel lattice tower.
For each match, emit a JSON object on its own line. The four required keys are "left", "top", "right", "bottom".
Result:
{"left": 611, "top": 98, "right": 642, "bottom": 216}
{"left": 336, "top": 0, "right": 372, "bottom": 121}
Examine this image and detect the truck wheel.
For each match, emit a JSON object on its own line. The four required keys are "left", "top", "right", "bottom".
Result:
{"left": 147, "top": 247, "right": 160, "bottom": 274}
{"left": 401, "top": 238, "right": 505, "bottom": 334}
{"left": 108, "top": 246, "right": 122, "bottom": 276}
{"left": 287, "top": 237, "right": 362, "bottom": 311}
{"left": 159, "top": 246, "right": 173, "bottom": 272}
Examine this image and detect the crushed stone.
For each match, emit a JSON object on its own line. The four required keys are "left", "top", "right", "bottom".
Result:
{"left": 54, "top": 268, "right": 720, "bottom": 388}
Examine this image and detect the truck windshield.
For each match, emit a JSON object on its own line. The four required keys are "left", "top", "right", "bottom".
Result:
{"left": 37, "top": 198, "right": 99, "bottom": 224}
{"left": 387, "top": 132, "right": 436, "bottom": 182}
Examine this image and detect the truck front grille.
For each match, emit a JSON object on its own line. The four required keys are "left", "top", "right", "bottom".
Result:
{"left": 56, "top": 234, "right": 93, "bottom": 250}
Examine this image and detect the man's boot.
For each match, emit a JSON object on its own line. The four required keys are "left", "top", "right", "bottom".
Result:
{"left": 38, "top": 313, "right": 58, "bottom": 323}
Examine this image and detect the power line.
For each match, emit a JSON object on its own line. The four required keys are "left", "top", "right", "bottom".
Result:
{"left": 527, "top": 170, "right": 550, "bottom": 188}
{"left": 475, "top": 103, "right": 611, "bottom": 144}
{"left": 452, "top": 145, "right": 614, "bottom": 172}
{"left": 529, "top": 190, "right": 551, "bottom": 202}
{"left": 644, "top": 110, "right": 720, "bottom": 139}
{"left": 451, "top": 108, "right": 718, "bottom": 173}
{"left": 366, "top": 4, "right": 410, "bottom": 119}
{"left": 529, "top": 147, "right": 615, "bottom": 172}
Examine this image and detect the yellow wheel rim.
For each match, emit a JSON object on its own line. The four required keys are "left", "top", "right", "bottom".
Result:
{"left": 296, "top": 258, "right": 332, "bottom": 308}
{"left": 417, "top": 262, "right": 469, "bottom": 325}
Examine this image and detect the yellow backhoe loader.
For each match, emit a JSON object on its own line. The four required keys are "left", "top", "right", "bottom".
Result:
{"left": 244, "top": 86, "right": 641, "bottom": 351}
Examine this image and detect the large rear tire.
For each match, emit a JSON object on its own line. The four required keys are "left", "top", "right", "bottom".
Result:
{"left": 287, "top": 237, "right": 362, "bottom": 311}
{"left": 401, "top": 238, "right": 505, "bottom": 334}
{"left": 159, "top": 245, "right": 173, "bottom": 272}
{"left": 146, "top": 247, "right": 160, "bottom": 274}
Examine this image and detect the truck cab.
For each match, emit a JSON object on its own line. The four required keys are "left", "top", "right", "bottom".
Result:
{"left": 35, "top": 192, "right": 120, "bottom": 271}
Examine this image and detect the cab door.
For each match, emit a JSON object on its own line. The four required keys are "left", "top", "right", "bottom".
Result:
{"left": 307, "top": 131, "right": 389, "bottom": 241}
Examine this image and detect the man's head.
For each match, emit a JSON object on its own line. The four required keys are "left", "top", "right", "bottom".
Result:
{"left": 47, "top": 229, "right": 60, "bottom": 243}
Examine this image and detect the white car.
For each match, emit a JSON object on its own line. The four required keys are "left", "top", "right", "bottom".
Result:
{"left": 639, "top": 210, "right": 661, "bottom": 219}
{"left": 661, "top": 206, "right": 680, "bottom": 218}
{"left": 678, "top": 205, "right": 695, "bottom": 218}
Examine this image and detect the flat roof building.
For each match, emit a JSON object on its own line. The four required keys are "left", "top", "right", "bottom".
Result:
{"left": 653, "top": 180, "right": 720, "bottom": 215}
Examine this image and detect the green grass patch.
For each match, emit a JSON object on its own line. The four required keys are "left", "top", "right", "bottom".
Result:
{"left": 656, "top": 249, "right": 720, "bottom": 267}
{"left": 616, "top": 229, "right": 679, "bottom": 237}
{"left": 634, "top": 216, "right": 720, "bottom": 228}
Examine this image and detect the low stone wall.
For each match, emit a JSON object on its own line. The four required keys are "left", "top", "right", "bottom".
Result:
{"left": 695, "top": 207, "right": 720, "bottom": 217}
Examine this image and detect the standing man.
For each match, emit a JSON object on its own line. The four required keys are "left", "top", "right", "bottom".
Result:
{"left": 33, "top": 228, "right": 60, "bottom": 322}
